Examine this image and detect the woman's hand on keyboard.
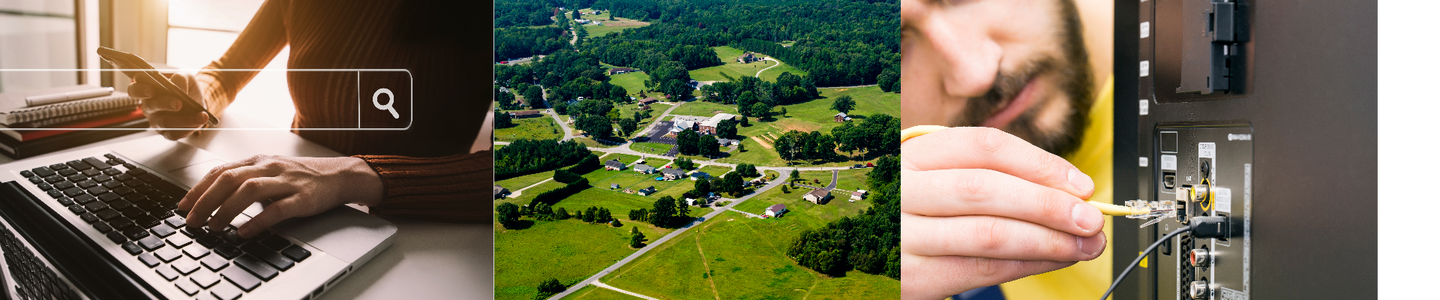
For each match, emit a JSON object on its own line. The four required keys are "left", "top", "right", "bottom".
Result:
{"left": 130, "top": 73, "right": 209, "bottom": 140}
{"left": 175, "top": 155, "right": 385, "bottom": 238}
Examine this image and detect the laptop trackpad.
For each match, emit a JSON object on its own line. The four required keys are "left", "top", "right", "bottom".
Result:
{"left": 165, "top": 159, "right": 225, "bottom": 188}
{"left": 269, "top": 206, "right": 397, "bottom": 264}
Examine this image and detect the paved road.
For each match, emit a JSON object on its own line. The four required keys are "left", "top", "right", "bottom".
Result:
{"left": 548, "top": 110, "right": 575, "bottom": 141}
{"left": 547, "top": 169, "right": 792, "bottom": 300}
{"left": 816, "top": 84, "right": 880, "bottom": 89}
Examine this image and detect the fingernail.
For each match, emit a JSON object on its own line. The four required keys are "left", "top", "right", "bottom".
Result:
{"left": 1072, "top": 202, "right": 1102, "bottom": 233}
{"left": 1077, "top": 233, "right": 1106, "bottom": 257}
{"left": 1068, "top": 168, "right": 1094, "bottom": 194}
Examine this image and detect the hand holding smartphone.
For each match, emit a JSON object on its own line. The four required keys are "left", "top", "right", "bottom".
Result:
{"left": 96, "top": 46, "right": 220, "bottom": 126}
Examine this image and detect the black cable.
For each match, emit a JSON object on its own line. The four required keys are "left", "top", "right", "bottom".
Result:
{"left": 1100, "top": 227, "right": 1193, "bottom": 300}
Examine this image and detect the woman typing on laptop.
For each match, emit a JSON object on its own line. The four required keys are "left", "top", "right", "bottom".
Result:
{"left": 125, "top": 0, "right": 487, "bottom": 238}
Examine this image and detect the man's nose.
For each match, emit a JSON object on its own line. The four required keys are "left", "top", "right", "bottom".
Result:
{"left": 924, "top": 17, "right": 1001, "bottom": 98}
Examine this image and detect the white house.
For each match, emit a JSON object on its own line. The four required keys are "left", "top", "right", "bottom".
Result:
{"left": 634, "top": 164, "right": 657, "bottom": 174}
{"left": 765, "top": 204, "right": 788, "bottom": 217}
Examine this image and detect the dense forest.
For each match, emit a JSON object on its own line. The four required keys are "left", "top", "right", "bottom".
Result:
{"left": 494, "top": 26, "right": 570, "bottom": 61}
{"left": 787, "top": 154, "right": 900, "bottom": 278}
{"left": 586, "top": 0, "right": 899, "bottom": 87}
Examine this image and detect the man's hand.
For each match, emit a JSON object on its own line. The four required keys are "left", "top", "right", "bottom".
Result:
{"left": 177, "top": 155, "right": 385, "bottom": 238}
{"left": 900, "top": 127, "right": 1104, "bottom": 300}
{"left": 130, "top": 73, "right": 208, "bottom": 140}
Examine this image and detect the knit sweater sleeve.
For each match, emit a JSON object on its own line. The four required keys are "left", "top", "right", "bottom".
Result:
{"left": 353, "top": 150, "right": 492, "bottom": 222}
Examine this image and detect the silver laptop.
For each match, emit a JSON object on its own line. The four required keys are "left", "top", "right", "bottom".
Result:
{"left": 0, "top": 138, "right": 396, "bottom": 299}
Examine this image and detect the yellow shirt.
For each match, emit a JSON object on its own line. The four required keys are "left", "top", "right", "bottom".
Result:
{"left": 1000, "top": 76, "right": 1115, "bottom": 300}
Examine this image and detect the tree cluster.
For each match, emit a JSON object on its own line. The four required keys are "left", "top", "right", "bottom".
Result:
{"left": 496, "top": 139, "right": 590, "bottom": 180}
{"left": 577, "top": 206, "right": 615, "bottom": 224}
{"left": 734, "top": 164, "right": 760, "bottom": 178}
{"left": 787, "top": 154, "right": 900, "bottom": 279}
{"left": 699, "top": 75, "right": 817, "bottom": 113}
{"left": 675, "top": 130, "right": 720, "bottom": 157}
{"left": 494, "top": 1, "right": 560, "bottom": 28}
{"left": 772, "top": 130, "right": 836, "bottom": 162}
{"left": 534, "top": 277, "right": 567, "bottom": 300}
{"left": 674, "top": 157, "right": 697, "bottom": 170}
{"left": 831, "top": 113, "right": 901, "bottom": 157}
{"left": 646, "top": 196, "right": 694, "bottom": 228}
{"left": 494, "top": 107, "right": 514, "bottom": 129}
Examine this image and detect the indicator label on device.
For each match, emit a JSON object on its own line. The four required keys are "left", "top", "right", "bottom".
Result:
{"left": 1214, "top": 187, "right": 1231, "bottom": 213}
{"left": 1160, "top": 155, "right": 1177, "bottom": 171}
{"left": 1198, "top": 142, "right": 1216, "bottom": 159}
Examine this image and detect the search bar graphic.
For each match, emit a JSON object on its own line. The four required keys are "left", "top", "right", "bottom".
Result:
{"left": 0, "top": 69, "right": 413, "bottom": 131}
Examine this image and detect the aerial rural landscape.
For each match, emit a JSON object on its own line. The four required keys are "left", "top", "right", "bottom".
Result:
{"left": 493, "top": 1, "right": 899, "bottom": 299}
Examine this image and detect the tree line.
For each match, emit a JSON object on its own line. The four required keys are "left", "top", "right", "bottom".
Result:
{"left": 586, "top": 0, "right": 899, "bottom": 87}
{"left": 495, "top": 139, "right": 591, "bottom": 180}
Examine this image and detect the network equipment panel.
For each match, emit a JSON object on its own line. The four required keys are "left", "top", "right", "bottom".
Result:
{"left": 1114, "top": 0, "right": 1376, "bottom": 299}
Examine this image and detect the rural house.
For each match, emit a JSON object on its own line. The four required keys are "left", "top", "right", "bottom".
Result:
{"left": 633, "top": 164, "right": 657, "bottom": 174}
{"left": 510, "top": 110, "right": 542, "bottom": 118}
{"left": 661, "top": 168, "right": 686, "bottom": 180}
{"left": 493, "top": 185, "right": 509, "bottom": 199}
{"left": 765, "top": 204, "right": 787, "bottom": 217}
{"left": 851, "top": 190, "right": 868, "bottom": 201}
{"left": 608, "top": 67, "right": 637, "bottom": 75}
{"left": 834, "top": 112, "right": 851, "bottom": 122}
{"left": 803, "top": 189, "right": 831, "bottom": 204}
{"left": 605, "top": 159, "right": 627, "bottom": 171}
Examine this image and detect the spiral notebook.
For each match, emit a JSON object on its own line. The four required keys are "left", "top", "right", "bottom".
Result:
{"left": 0, "top": 85, "right": 139, "bottom": 125}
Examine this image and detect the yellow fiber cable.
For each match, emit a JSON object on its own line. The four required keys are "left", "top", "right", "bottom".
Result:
{"left": 903, "top": 126, "right": 1141, "bottom": 217}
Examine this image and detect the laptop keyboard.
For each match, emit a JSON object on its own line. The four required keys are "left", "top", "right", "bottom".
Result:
{"left": 17, "top": 154, "right": 313, "bottom": 300}
{"left": 0, "top": 221, "right": 81, "bottom": 300}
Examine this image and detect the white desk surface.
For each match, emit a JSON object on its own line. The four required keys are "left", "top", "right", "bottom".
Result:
{"left": 0, "top": 107, "right": 493, "bottom": 299}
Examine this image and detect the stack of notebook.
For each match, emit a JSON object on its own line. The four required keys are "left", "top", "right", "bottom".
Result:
{"left": 0, "top": 85, "right": 149, "bottom": 158}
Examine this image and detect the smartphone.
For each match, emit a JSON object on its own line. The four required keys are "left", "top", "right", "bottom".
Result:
{"left": 96, "top": 46, "right": 219, "bottom": 126}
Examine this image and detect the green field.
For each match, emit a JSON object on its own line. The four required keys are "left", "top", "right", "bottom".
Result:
{"left": 496, "top": 180, "right": 566, "bottom": 207}
{"left": 495, "top": 116, "right": 563, "bottom": 142}
{"left": 578, "top": 8, "right": 650, "bottom": 37}
{"left": 495, "top": 217, "right": 668, "bottom": 300}
{"left": 833, "top": 168, "right": 870, "bottom": 192}
{"left": 631, "top": 142, "right": 673, "bottom": 155}
{"left": 670, "top": 101, "right": 737, "bottom": 117}
{"left": 689, "top": 46, "right": 780, "bottom": 82}
{"left": 497, "top": 170, "right": 557, "bottom": 193}
{"left": 608, "top": 71, "right": 649, "bottom": 95}
{"left": 601, "top": 209, "right": 897, "bottom": 299}
{"left": 796, "top": 171, "right": 835, "bottom": 186}
{"left": 696, "top": 165, "right": 733, "bottom": 178}
{"left": 604, "top": 154, "right": 642, "bottom": 165}
{"left": 731, "top": 177, "right": 875, "bottom": 232}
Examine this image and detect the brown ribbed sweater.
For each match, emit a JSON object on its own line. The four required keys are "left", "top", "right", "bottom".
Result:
{"left": 194, "top": 0, "right": 488, "bottom": 222}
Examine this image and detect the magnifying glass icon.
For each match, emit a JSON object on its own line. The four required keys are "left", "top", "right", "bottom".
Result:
{"left": 373, "top": 88, "right": 399, "bottom": 119}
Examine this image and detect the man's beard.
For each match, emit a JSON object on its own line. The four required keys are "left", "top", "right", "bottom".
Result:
{"left": 958, "top": 0, "right": 1093, "bottom": 156}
